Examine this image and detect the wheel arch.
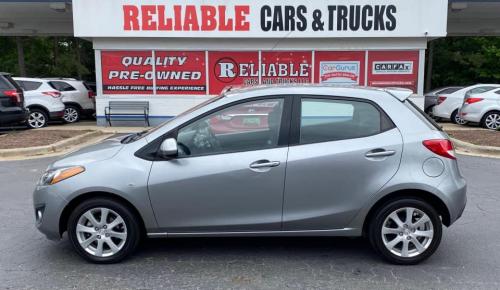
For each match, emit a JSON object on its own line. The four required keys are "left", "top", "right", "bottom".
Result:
{"left": 362, "top": 189, "right": 451, "bottom": 236}
{"left": 27, "top": 104, "right": 50, "bottom": 116}
{"left": 63, "top": 102, "right": 83, "bottom": 111}
{"left": 59, "top": 191, "right": 146, "bottom": 237}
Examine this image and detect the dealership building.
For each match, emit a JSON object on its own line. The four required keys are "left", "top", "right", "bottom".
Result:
{"left": 1, "top": 0, "right": 500, "bottom": 125}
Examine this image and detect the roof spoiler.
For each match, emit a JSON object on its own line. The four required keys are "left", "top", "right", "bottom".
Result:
{"left": 384, "top": 87, "right": 415, "bottom": 101}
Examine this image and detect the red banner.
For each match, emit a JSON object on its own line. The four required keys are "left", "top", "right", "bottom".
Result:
{"left": 155, "top": 51, "right": 206, "bottom": 95}
{"left": 314, "top": 51, "right": 365, "bottom": 85}
{"left": 101, "top": 51, "right": 154, "bottom": 94}
{"left": 367, "top": 51, "right": 419, "bottom": 92}
{"left": 208, "top": 51, "right": 259, "bottom": 95}
{"left": 261, "top": 51, "right": 312, "bottom": 85}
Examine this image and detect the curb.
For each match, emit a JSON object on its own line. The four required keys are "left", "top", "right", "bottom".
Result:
{"left": 0, "top": 130, "right": 105, "bottom": 158}
{"left": 451, "top": 137, "right": 500, "bottom": 158}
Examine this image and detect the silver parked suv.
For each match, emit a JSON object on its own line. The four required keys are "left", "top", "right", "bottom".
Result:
{"left": 33, "top": 85, "right": 466, "bottom": 264}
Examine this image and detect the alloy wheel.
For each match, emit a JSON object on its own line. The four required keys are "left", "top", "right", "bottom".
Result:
{"left": 64, "top": 107, "right": 79, "bottom": 123}
{"left": 76, "top": 207, "right": 127, "bottom": 258}
{"left": 454, "top": 114, "right": 467, "bottom": 125}
{"left": 28, "top": 112, "right": 46, "bottom": 128}
{"left": 381, "top": 207, "right": 434, "bottom": 258}
{"left": 485, "top": 113, "right": 500, "bottom": 130}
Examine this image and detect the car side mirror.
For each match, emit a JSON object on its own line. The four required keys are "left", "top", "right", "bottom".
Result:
{"left": 159, "top": 138, "right": 178, "bottom": 158}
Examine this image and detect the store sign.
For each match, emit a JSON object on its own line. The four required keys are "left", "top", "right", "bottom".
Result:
{"left": 208, "top": 51, "right": 259, "bottom": 95}
{"left": 372, "top": 61, "right": 413, "bottom": 74}
{"left": 74, "top": 0, "right": 447, "bottom": 38}
{"left": 101, "top": 51, "right": 154, "bottom": 94}
{"left": 367, "top": 50, "right": 418, "bottom": 92}
{"left": 155, "top": 51, "right": 206, "bottom": 94}
{"left": 314, "top": 51, "right": 365, "bottom": 85}
{"left": 261, "top": 51, "right": 312, "bottom": 85}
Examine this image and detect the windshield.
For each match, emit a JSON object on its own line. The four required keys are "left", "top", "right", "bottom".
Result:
{"left": 121, "top": 95, "right": 224, "bottom": 144}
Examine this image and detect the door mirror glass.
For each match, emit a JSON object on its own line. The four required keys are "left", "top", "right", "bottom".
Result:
{"left": 159, "top": 138, "right": 178, "bottom": 157}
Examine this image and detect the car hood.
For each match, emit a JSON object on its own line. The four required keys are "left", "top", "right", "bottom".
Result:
{"left": 50, "top": 135, "right": 125, "bottom": 168}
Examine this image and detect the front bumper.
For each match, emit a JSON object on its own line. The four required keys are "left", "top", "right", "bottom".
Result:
{"left": 33, "top": 185, "right": 68, "bottom": 240}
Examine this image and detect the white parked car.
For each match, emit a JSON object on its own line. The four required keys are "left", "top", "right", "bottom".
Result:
{"left": 43, "top": 78, "right": 96, "bottom": 123}
{"left": 13, "top": 77, "right": 65, "bottom": 128}
{"left": 460, "top": 88, "right": 500, "bottom": 130}
{"left": 433, "top": 84, "right": 500, "bottom": 125}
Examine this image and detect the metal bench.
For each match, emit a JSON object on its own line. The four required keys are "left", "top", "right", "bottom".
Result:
{"left": 104, "top": 101, "right": 150, "bottom": 126}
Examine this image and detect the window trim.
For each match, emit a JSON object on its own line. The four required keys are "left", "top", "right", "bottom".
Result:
{"left": 135, "top": 95, "right": 293, "bottom": 161}
{"left": 290, "top": 95, "right": 396, "bottom": 146}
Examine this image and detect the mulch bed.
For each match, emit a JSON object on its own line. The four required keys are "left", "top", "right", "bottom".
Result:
{"left": 0, "top": 130, "right": 91, "bottom": 150}
{"left": 447, "top": 130, "right": 500, "bottom": 147}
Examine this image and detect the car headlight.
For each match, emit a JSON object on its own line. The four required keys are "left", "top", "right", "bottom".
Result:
{"left": 39, "top": 166, "right": 85, "bottom": 186}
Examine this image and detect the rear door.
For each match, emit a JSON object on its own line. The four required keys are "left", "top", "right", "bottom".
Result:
{"left": 283, "top": 96, "right": 403, "bottom": 230}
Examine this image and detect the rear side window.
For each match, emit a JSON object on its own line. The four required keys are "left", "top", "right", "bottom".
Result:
{"left": 468, "top": 86, "right": 498, "bottom": 94}
{"left": 49, "top": 81, "right": 76, "bottom": 92}
{"left": 0, "top": 76, "right": 12, "bottom": 90}
{"left": 299, "top": 98, "right": 394, "bottom": 144}
{"left": 405, "top": 99, "right": 442, "bottom": 131}
{"left": 17, "top": 81, "right": 42, "bottom": 91}
{"left": 438, "top": 87, "right": 462, "bottom": 94}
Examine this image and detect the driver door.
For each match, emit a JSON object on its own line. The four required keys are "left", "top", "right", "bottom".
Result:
{"left": 148, "top": 97, "right": 290, "bottom": 232}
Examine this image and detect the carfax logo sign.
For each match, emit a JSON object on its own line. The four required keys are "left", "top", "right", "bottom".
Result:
{"left": 319, "top": 61, "right": 360, "bottom": 85}
{"left": 372, "top": 61, "right": 413, "bottom": 74}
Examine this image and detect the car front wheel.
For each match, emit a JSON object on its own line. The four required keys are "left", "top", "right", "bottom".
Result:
{"left": 67, "top": 198, "right": 141, "bottom": 263}
{"left": 368, "top": 198, "right": 442, "bottom": 265}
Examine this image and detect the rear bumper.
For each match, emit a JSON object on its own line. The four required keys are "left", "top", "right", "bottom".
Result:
{"left": 49, "top": 110, "right": 65, "bottom": 120}
{"left": 432, "top": 105, "right": 451, "bottom": 119}
{"left": 0, "top": 108, "right": 28, "bottom": 125}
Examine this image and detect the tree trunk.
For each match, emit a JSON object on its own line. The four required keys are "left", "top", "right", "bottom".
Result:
{"left": 425, "top": 40, "right": 435, "bottom": 92}
{"left": 53, "top": 37, "right": 59, "bottom": 70}
{"left": 75, "top": 38, "right": 83, "bottom": 79}
{"left": 16, "top": 36, "right": 26, "bottom": 77}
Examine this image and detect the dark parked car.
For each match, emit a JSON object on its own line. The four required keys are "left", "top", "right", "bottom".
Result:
{"left": 424, "top": 87, "right": 463, "bottom": 115}
{"left": 0, "top": 72, "right": 28, "bottom": 126}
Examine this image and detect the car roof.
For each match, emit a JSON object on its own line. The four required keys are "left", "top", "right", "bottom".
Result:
{"left": 12, "top": 77, "right": 47, "bottom": 82}
{"left": 223, "top": 84, "right": 414, "bottom": 101}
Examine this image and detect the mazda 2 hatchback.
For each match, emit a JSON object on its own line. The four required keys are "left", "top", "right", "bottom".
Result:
{"left": 33, "top": 85, "right": 466, "bottom": 264}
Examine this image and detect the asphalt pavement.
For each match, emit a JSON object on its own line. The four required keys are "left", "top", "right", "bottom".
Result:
{"left": 0, "top": 154, "right": 499, "bottom": 289}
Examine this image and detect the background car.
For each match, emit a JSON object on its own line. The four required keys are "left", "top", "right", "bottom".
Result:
{"left": 433, "top": 84, "right": 500, "bottom": 124}
{"left": 14, "top": 77, "right": 66, "bottom": 129}
{"left": 424, "top": 86, "right": 463, "bottom": 116}
{"left": 460, "top": 88, "right": 500, "bottom": 130}
{"left": 0, "top": 72, "right": 28, "bottom": 127}
{"left": 44, "top": 78, "right": 96, "bottom": 123}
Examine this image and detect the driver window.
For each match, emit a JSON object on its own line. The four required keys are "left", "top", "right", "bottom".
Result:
{"left": 177, "top": 98, "right": 284, "bottom": 157}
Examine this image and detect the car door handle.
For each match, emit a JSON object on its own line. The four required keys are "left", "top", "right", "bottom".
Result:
{"left": 249, "top": 160, "right": 281, "bottom": 169}
{"left": 365, "top": 150, "right": 396, "bottom": 158}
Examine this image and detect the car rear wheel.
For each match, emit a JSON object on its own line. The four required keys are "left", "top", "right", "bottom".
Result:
{"left": 368, "top": 198, "right": 442, "bottom": 265}
{"left": 63, "top": 105, "right": 80, "bottom": 123}
{"left": 481, "top": 111, "right": 500, "bottom": 130}
{"left": 27, "top": 109, "right": 48, "bottom": 129}
{"left": 451, "top": 110, "right": 467, "bottom": 125}
{"left": 67, "top": 198, "right": 141, "bottom": 263}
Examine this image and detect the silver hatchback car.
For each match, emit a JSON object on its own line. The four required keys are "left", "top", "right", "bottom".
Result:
{"left": 33, "top": 85, "right": 466, "bottom": 264}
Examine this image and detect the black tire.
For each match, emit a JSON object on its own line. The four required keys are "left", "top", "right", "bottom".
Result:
{"left": 63, "top": 105, "right": 81, "bottom": 123}
{"left": 480, "top": 111, "right": 500, "bottom": 130}
{"left": 26, "top": 108, "right": 48, "bottom": 129}
{"left": 450, "top": 109, "right": 467, "bottom": 125}
{"left": 67, "top": 198, "right": 141, "bottom": 264}
{"left": 368, "top": 198, "right": 442, "bottom": 265}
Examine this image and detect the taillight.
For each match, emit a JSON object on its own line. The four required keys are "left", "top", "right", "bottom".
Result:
{"left": 437, "top": 96, "right": 447, "bottom": 105}
{"left": 464, "top": 97, "right": 483, "bottom": 104}
{"left": 42, "top": 91, "right": 61, "bottom": 98}
{"left": 88, "top": 91, "right": 96, "bottom": 99}
{"left": 3, "top": 89, "right": 21, "bottom": 104}
{"left": 423, "top": 139, "right": 456, "bottom": 160}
